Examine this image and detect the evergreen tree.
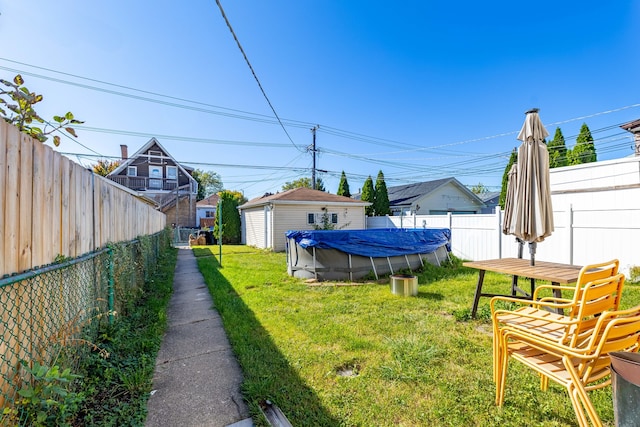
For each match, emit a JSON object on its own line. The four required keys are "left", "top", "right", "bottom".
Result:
{"left": 373, "top": 170, "right": 391, "bottom": 216}
{"left": 214, "top": 190, "right": 242, "bottom": 244}
{"left": 361, "top": 176, "right": 375, "bottom": 216}
{"left": 568, "top": 123, "right": 597, "bottom": 165}
{"left": 547, "top": 127, "right": 568, "bottom": 168}
{"left": 336, "top": 171, "right": 351, "bottom": 197}
{"left": 499, "top": 149, "right": 518, "bottom": 208}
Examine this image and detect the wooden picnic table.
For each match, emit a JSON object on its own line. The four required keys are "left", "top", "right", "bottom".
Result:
{"left": 463, "top": 258, "right": 583, "bottom": 318}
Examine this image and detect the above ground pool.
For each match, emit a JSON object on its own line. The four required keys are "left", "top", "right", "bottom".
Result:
{"left": 285, "top": 228, "right": 451, "bottom": 281}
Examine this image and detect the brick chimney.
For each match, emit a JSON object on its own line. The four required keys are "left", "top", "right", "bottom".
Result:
{"left": 120, "top": 145, "right": 128, "bottom": 160}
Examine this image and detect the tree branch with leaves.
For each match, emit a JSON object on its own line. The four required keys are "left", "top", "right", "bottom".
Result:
{"left": 0, "top": 74, "right": 83, "bottom": 146}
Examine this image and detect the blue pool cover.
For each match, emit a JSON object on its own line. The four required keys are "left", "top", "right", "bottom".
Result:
{"left": 285, "top": 228, "right": 451, "bottom": 258}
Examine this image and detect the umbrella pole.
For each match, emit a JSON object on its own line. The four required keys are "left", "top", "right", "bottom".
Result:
{"left": 529, "top": 242, "right": 536, "bottom": 266}
{"left": 512, "top": 238, "right": 524, "bottom": 296}
{"left": 517, "top": 238, "right": 524, "bottom": 259}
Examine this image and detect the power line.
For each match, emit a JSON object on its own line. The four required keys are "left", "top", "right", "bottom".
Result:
{"left": 2, "top": 58, "right": 638, "bottom": 159}
{"left": 213, "top": 0, "right": 305, "bottom": 153}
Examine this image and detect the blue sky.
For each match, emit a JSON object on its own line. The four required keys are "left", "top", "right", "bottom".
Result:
{"left": 1, "top": 1, "right": 639, "bottom": 200}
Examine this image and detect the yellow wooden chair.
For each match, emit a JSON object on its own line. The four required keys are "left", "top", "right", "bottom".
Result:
{"left": 490, "top": 259, "right": 621, "bottom": 383}
{"left": 495, "top": 305, "right": 640, "bottom": 427}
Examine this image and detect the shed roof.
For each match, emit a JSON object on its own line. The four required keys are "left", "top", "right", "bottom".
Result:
{"left": 239, "top": 187, "right": 370, "bottom": 209}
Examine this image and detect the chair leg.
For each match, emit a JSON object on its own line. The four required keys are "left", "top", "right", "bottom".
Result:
{"left": 493, "top": 326, "right": 501, "bottom": 383}
{"left": 539, "top": 374, "right": 549, "bottom": 391}
{"left": 564, "top": 359, "right": 603, "bottom": 427}
{"left": 496, "top": 335, "right": 509, "bottom": 406}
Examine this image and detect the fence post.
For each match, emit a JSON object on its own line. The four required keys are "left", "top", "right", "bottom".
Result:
{"left": 496, "top": 206, "right": 502, "bottom": 259}
{"left": 567, "top": 204, "right": 574, "bottom": 265}
{"left": 107, "top": 246, "right": 115, "bottom": 324}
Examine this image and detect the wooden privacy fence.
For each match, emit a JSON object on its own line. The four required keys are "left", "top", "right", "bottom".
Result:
{"left": 0, "top": 121, "right": 166, "bottom": 277}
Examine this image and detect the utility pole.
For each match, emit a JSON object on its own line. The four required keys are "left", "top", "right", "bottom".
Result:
{"left": 310, "top": 125, "right": 318, "bottom": 190}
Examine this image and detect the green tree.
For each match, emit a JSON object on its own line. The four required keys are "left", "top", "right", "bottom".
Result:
{"left": 361, "top": 176, "right": 375, "bottom": 216}
{"left": 336, "top": 171, "right": 351, "bottom": 197}
{"left": 547, "top": 127, "right": 568, "bottom": 168}
{"left": 373, "top": 170, "right": 391, "bottom": 216}
{"left": 192, "top": 169, "right": 224, "bottom": 201}
{"left": 92, "top": 159, "right": 120, "bottom": 176}
{"left": 0, "top": 74, "right": 83, "bottom": 146}
{"left": 499, "top": 149, "right": 518, "bottom": 208}
{"left": 470, "top": 183, "right": 488, "bottom": 195}
{"left": 282, "top": 177, "right": 325, "bottom": 192}
{"left": 568, "top": 123, "right": 597, "bottom": 165}
{"left": 214, "top": 190, "right": 242, "bottom": 244}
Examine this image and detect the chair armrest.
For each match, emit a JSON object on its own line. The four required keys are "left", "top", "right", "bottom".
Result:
{"left": 490, "top": 295, "right": 574, "bottom": 313}
{"left": 532, "top": 284, "right": 576, "bottom": 300}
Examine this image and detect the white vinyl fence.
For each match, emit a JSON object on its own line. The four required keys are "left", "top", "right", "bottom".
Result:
{"left": 366, "top": 206, "right": 640, "bottom": 277}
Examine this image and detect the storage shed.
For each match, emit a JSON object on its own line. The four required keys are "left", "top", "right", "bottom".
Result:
{"left": 239, "top": 187, "right": 370, "bottom": 252}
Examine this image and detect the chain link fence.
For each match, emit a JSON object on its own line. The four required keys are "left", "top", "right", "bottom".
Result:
{"left": 0, "top": 229, "right": 172, "bottom": 408}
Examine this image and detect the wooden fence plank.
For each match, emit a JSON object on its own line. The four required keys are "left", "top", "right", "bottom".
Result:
{"left": 51, "top": 153, "right": 62, "bottom": 257}
{"left": 31, "top": 140, "right": 45, "bottom": 268}
{"left": 60, "top": 156, "right": 71, "bottom": 259}
{"left": 0, "top": 123, "right": 7, "bottom": 275}
{"left": 19, "top": 134, "right": 33, "bottom": 272}
{"left": 41, "top": 145, "right": 55, "bottom": 265}
{"left": 4, "top": 126, "right": 21, "bottom": 275}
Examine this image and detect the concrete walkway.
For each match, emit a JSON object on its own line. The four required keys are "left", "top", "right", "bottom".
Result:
{"left": 145, "top": 248, "right": 253, "bottom": 427}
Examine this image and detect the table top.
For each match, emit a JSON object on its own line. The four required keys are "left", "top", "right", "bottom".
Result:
{"left": 463, "top": 258, "right": 583, "bottom": 284}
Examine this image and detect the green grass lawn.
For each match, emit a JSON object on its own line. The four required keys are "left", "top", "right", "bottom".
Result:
{"left": 194, "top": 245, "right": 640, "bottom": 427}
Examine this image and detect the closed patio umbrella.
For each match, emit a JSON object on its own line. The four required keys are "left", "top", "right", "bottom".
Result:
{"left": 505, "top": 108, "right": 553, "bottom": 265}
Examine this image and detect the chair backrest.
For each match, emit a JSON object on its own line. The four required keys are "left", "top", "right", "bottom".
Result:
{"left": 580, "top": 306, "right": 640, "bottom": 383}
{"left": 565, "top": 273, "right": 625, "bottom": 346}
{"left": 575, "top": 259, "right": 619, "bottom": 290}
{"left": 566, "top": 259, "right": 619, "bottom": 316}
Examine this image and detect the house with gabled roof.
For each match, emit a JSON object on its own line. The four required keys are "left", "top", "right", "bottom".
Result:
{"left": 385, "top": 177, "right": 485, "bottom": 215}
{"left": 238, "top": 187, "right": 370, "bottom": 251}
{"left": 107, "top": 138, "right": 198, "bottom": 227}
{"left": 197, "top": 193, "right": 219, "bottom": 228}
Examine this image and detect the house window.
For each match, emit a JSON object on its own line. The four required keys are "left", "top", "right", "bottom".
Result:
{"left": 148, "top": 150, "right": 163, "bottom": 165}
{"left": 127, "top": 166, "right": 137, "bottom": 176}
{"left": 205, "top": 210, "right": 216, "bottom": 218}
{"left": 307, "top": 212, "right": 338, "bottom": 225}
{"left": 166, "top": 166, "right": 178, "bottom": 181}
{"left": 149, "top": 166, "right": 163, "bottom": 189}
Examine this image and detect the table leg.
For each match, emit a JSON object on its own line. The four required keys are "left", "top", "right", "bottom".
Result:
{"left": 471, "top": 270, "right": 486, "bottom": 318}
{"left": 551, "top": 282, "right": 563, "bottom": 315}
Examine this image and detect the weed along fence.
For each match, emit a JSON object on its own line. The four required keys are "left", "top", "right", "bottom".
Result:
{"left": 0, "top": 121, "right": 166, "bottom": 278}
{"left": 0, "top": 230, "right": 171, "bottom": 409}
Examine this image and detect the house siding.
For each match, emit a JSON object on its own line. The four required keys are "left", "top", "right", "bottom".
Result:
{"left": 272, "top": 204, "right": 365, "bottom": 252}
{"left": 415, "top": 182, "right": 482, "bottom": 214}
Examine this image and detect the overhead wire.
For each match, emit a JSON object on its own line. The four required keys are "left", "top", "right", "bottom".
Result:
{"left": 2, "top": 58, "right": 637, "bottom": 162}
{"left": 2, "top": 58, "right": 638, "bottom": 191}
{"left": 213, "top": 0, "right": 306, "bottom": 153}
